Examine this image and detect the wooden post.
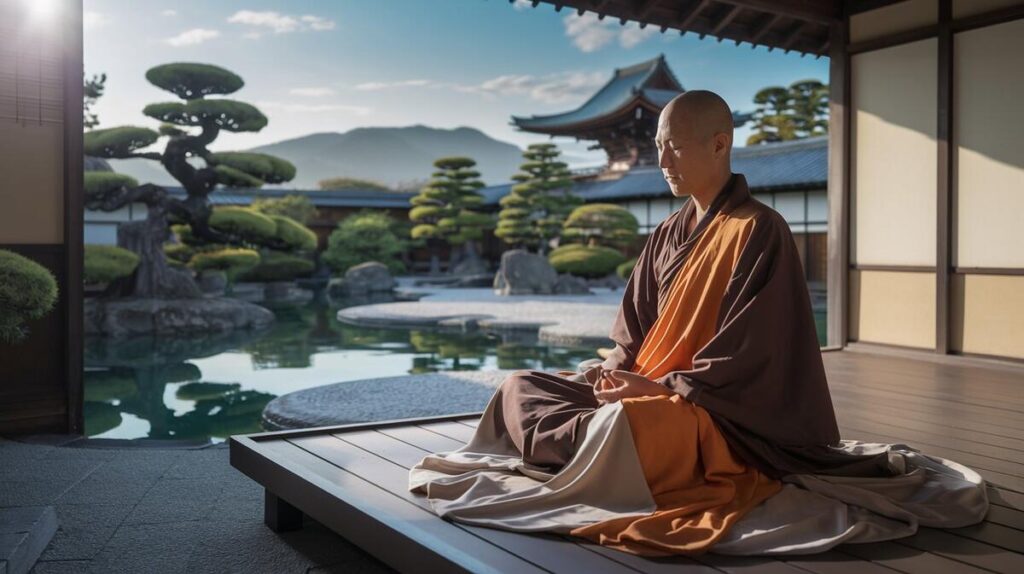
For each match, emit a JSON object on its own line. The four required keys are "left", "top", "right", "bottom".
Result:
{"left": 264, "top": 489, "right": 304, "bottom": 532}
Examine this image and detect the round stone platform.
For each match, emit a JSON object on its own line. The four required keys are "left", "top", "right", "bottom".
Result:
{"left": 261, "top": 370, "right": 517, "bottom": 431}
{"left": 338, "top": 287, "right": 620, "bottom": 347}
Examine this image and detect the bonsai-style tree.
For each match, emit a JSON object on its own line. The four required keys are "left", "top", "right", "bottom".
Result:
{"left": 409, "top": 157, "right": 492, "bottom": 274}
{"left": 561, "top": 203, "right": 638, "bottom": 249}
{"left": 83, "top": 62, "right": 296, "bottom": 298}
{"left": 747, "top": 79, "right": 829, "bottom": 145}
{"left": 495, "top": 143, "right": 581, "bottom": 255}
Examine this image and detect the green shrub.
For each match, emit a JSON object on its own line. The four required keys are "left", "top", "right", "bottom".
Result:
{"left": 251, "top": 194, "right": 316, "bottom": 224}
{"left": 163, "top": 242, "right": 194, "bottom": 264}
{"left": 548, "top": 244, "right": 626, "bottom": 279}
{"left": 239, "top": 251, "right": 315, "bottom": 282}
{"left": 270, "top": 215, "right": 317, "bottom": 251}
{"left": 188, "top": 248, "right": 260, "bottom": 283}
{"left": 0, "top": 249, "right": 59, "bottom": 343}
{"left": 208, "top": 206, "right": 277, "bottom": 243}
{"left": 84, "top": 245, "right": 140, "bottom": 284}
{"left": 562, "top": 203, "right": 638, "bottom": 249}
{"left": 323, "top": 212, "right": 407, "bottom": 275}
{"left": 616, "top": 257, "right": 637, "bottom": 280}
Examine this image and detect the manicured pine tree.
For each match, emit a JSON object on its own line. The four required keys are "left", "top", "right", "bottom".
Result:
{"left": 83, "top": 62, "right": 296, "bottom": 298}
{"left": 409, "top": 157, "right": 492, "bottom": 274}
{"left": 495, "top": 143, "right": 580, "bottom": 255}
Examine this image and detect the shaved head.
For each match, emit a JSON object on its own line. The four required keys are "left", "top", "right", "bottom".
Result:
{"left": 655, "top": 89, "right": 735, "bottom": 205}
{"left": 660, "top": 90, "right": 734, "bottom": 145}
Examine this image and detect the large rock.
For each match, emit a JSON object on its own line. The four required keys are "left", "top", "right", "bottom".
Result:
{"left": 327, "top": 261, "right": 395, "bottom": 299}
{"left": 554, "top": 274, "right": 591, "bottom": 295}
{"left": 84, "top": 297, "right": 274, "bottom": 337}
{"left": 493, "top": 249, "right": 559, "bottom": 296}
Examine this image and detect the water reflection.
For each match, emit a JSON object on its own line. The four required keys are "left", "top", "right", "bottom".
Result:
{"left": 84, "top": 299, "right": 598, "bottom": 442}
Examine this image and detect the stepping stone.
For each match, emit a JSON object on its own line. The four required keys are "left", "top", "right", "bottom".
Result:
{"left": 0, "top": 506, "right": 58, "bottom": 574}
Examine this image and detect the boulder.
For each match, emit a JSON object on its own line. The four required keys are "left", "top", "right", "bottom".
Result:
{"left": 554, "top": 273, "right": 592, "bottom": 295}
{"left": 493, "top": 249, "right": 559, "bottom": 296}
{"left": 197, "top": 270, "right": 227, "bottom": 295}
{"left": 328, "top": 261, "right": 395, "bottom": 299}
{"left": 585, "top": 274, "right": 627, "bottom": 290}
{"left": 84, "top": 297, "right": 274, "bottom": 337}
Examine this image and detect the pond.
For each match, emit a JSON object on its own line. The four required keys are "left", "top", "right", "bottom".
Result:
{"left": 83, "top": 299, "right": 599, "bottom": 443}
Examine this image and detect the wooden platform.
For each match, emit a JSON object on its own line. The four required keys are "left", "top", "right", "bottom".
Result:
{"left": 229, "top": 348, "right": 1024, "bottom": 573}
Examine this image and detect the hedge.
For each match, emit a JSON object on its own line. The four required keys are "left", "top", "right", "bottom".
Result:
{"left": 239, "top": 251, "right": 315, "bottom": 282}
{"left": 84, "top": 245, "right": 140, "bottom": 284}
{"left": 548, "top": 244, "right": 627, "bottom": 279}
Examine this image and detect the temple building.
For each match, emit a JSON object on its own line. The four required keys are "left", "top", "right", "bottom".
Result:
{"left": 511, "top": 55, "right": 752, "bottom": 174}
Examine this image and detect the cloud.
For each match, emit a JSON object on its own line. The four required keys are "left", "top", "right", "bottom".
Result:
{"left": 469, "top": 71, "right": 607, "bottom": 103}
{"left": 256, "top": 100, "right": 372, "bottom": 116}
{"left": 83, "top": 11, "right": 108, "bottom": 29}
{"left": 563, "top": 12, "right": 657, "bottom": 52}
{"left": 165, "top": 28, "right": 220, "bottom": 47}
{"left": 289, "top": 87, "right": 336, "bottom": 97}
{"left": 511, "top": 0, "right": 533, "bottom": 11}
{"left": 351, "top": 72, "right": 606, "bottom": 104}
{"left": 354, "top": 79, "right": 434, "bottom": 91}
{"left": 227, "top": 10, "right": 336, "bottom": 36}
{"left": 160, "top": 9, "right": 177, "bottom": 17}
{"left": 301, "top": 15, "right": 336, "bottom": 31}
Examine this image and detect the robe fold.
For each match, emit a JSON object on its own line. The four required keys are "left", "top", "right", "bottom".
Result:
{"left": 408, "top": 172, "right": 988, "bottom": 556}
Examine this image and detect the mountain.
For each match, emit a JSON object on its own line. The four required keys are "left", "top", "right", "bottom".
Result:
{"left": 251, "top": 125, "right": 526, "bottom": 188}
{"left": 103, "top": 125, "right": 529, "bottom": 189}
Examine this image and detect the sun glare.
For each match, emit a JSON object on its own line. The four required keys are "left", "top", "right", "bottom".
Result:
{"left": 26, "top": 0, "right": 61, "bottom": 22}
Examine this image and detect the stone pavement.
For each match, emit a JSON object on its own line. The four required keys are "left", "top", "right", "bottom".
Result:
{"left": 342, "top": 284, "right": 623, "bottom": 347}
{"left": 0, "top": 437, "right": 395, "bottom": 574}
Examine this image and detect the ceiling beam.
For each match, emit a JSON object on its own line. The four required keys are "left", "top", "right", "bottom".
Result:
{"left": 677, "top": 0, "right": 712, "bottom": 32}
{"left": 749, "top": 12, "right": 784, "bottom": 45}
{"left": 633, "top": 0, "right": 660, "bottom": 21}
{"left": 711, "top": 5, "right": 743, "bottom": 36}
{"left": 713, "top": 0, "right": 842, "bottom": 24}
{"left": 781, "top": 21, "right": 811, "bottom": 52}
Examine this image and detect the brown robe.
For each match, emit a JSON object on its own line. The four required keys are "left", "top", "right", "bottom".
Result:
{"left": 498, "top": 172, "right": 894, "bottom": 479}
{"left": 602, "top": 172, "right": 893, "bottom": 478}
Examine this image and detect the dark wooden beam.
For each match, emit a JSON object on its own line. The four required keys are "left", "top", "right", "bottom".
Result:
{"left": 781, "top": 21, "right": 811, "bottom": 52}
{"left": 750, "top": 13, "right": 784, "bottom": 45}
{"left": 677, "top": 0, "right": 711, "bottom": 32}
{"left": 936, "top": 0, "right": 952, "bottom": 354}
{"left": 633, "top": 0, "right": 659, "bottom": 21}
{"left": 712, "top": 4, "right": 743, "bottom": 36}
{"left": 846, "top": 0, "right": 912, "bottom": 16}
{"left": 64, "top": 0, "right": 85, "bottom": 434}
{"left": 713, "top": 0, "right": 842, "bottom": 24}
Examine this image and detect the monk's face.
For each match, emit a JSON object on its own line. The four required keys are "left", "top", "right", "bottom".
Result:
{"left": 655, "top": 99, "right": 731, "bottom": 198}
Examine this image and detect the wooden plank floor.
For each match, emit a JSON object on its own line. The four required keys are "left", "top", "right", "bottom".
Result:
{"left": 234, "top": 349, "right": 1024, "bottom": 573}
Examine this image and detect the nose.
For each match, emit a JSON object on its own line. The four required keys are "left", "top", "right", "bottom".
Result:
{"left": 658, "top": 144, "right": 672, "bottom": 169}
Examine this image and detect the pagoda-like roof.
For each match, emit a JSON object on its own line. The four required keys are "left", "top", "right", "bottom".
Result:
{"left": 511, "top": 55, "right": 683, "bottom": 133}
{"left": 511, "top": 55, "right": 750, "bottom": 134}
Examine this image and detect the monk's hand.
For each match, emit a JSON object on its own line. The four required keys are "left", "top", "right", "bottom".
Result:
{"left": 593, "top": 370, "right": 674, "bottom": 405}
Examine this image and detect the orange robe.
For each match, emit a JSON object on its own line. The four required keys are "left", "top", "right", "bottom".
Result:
{"left": 568, "top": 202, "right": 781, "bottom": 556}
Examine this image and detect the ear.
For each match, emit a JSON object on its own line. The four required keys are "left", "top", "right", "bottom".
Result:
{"left": 713, "top": 133, "right": 730, "bottom": 157}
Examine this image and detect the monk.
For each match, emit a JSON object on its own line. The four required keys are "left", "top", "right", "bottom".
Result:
{"left": 495, "top": 90, "right": 893, "bottom": 479}
{"left": 410, "top": 90, "right": 988, "bottom": 556}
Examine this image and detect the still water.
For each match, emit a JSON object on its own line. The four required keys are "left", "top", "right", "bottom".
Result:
{"left": 83, "top": 300, "right": 597, "bottom": 443}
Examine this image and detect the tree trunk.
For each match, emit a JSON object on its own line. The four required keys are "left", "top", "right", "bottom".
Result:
{"left": 108, "top": 211, "right": 202, "bottom": 299}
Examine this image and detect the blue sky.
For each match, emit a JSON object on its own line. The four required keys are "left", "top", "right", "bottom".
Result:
{"left": 84, "top": 0, "right": 829, "bottom": 166}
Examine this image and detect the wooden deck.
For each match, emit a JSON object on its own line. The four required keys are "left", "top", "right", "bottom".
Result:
{"left": 230, "top": 348, "right": 1024, "bottom": 573}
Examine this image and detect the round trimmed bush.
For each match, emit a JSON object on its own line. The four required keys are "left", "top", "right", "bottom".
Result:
{"left": 616, "top": 257, "right": 637, "bottom": 280}
{"left": 84, "top": 245, "right": 140, "bottom": 284}
{"left": 163, "top": 242, "right": 194, "bottom": 264}
{"left": 208, "top": 206, "right": 277, "bottom": 243}
{"left": 270, "top": 215, "right": 317, "bottom": 251}
{"left": 0, "top": 249, "right": 59, "bottom": 343}
{"left": 240, "top": 251, "right": 315, "bottom": 282}
{"left": 548, "top": 244, "right": 626, "bottom": 279}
